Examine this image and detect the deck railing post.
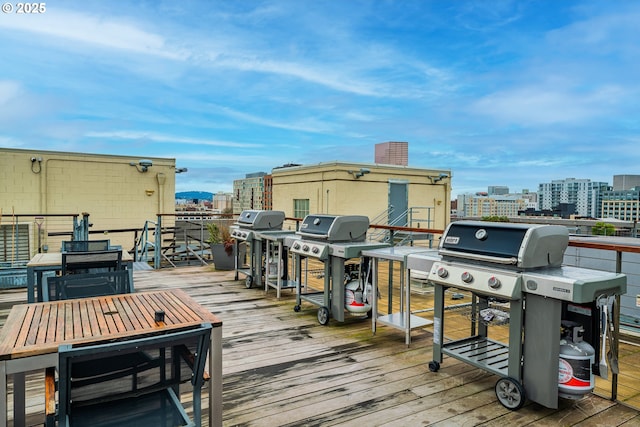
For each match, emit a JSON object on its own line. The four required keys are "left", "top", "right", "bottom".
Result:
{"left": 155, "top": 215, "right": 162, "bottom": 269}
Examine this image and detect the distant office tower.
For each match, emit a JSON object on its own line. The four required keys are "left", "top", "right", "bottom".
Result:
{"left": 613, "top": 175, "right": 640, "bottom": 191}
{"left": 375, "top": 142, "right": 408, "bottom": 166}
{"left": 488, "top": 186, "right": 509, "bottom": 196}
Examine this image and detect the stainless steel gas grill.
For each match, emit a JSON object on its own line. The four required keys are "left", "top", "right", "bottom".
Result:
{"left": 414, "top": 220, "right": 626, "bottom": 410}
{"left": 290, "top": 214, "right": 389, "bottom": 325}
{"left": 231, "top": 210, "right": 286, "bottom": 289}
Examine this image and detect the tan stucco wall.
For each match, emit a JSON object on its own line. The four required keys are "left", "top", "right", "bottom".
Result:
{"left": 271, "top": 161, "right": 451, "bottom": 231}
{"left": 1, "top": 148, "right": 176, "bottom": 253}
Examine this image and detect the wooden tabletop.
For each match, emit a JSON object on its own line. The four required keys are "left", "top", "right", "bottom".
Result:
{"left": 0, "top": 289, "right": 222, "bottom": 360}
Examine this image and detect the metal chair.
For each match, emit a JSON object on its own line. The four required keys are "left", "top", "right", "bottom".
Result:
{"left": 61, "top": 240, "right": 110, "bottom": 252}
{"left": 43, "top": 270, "right": 131, "bottom": 301}
{"left": 48, "top": 323, "right": 212, "bottom": 427}
{"left": 62, "top": 249, "right": 122, "bottom": 275}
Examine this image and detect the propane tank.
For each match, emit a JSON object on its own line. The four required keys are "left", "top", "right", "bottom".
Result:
{"left": 558, "top": 321, "right": 595, "bottom": 400}
{"left": 345, "top": 279, "right": 365, "bottom": 308}
{"left": 265, "top": 252, "right": 283, "bottom": 280}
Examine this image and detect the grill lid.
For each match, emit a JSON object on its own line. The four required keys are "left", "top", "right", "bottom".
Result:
{"left": 235, "top": 210, "right": 285, "bottom": 230}
{"left": 296, "top": 214, "right": 369, "bottom": 242}
{"left": 439, "top": 220, "right": 568, "bottom": 269}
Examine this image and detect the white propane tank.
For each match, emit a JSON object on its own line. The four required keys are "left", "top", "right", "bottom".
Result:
{"left": 558, "top": 321, "right": 595, "bottom": 400}
{"left": 265, "top": 255, "right": 283, "bottom": 280}
{"left": 345, "top": 279, "right": 364, "bottom": 307}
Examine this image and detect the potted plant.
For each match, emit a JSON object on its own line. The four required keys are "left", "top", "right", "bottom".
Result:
{"left": 206, "top": 222, "right": 236, "bottom": 270}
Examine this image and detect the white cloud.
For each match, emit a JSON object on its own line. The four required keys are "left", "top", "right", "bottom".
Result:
{"left": 468, "top": 85, "right": 622, "bottom": 126}
{"left": 85, "top": 131, "right": 262, "bottom": 149}
{"left": 0, "top": 9, "right": 187, "bottom": 60}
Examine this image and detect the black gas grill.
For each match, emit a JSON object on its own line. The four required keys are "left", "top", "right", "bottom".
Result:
{"left": 407, "top": 220, "right": 626, "bottom": 410}
{"left": 290, "top": 214, "right": 389, "bottom": 325}
{"left": 232, "top": 210, "right": 285, "bottom": 289}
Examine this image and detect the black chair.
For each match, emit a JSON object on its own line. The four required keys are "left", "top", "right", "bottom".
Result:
{"left": 43, "top": 270, "right": 131, "bottom": 301}
{"left": 62, "top": 240, "right": 110, "bottom": 252}
{"left": 62, "top": 249, "right": 122, "bottom": 275}
{"left": 48, "top": 323, "right": 212, "bottom": 427}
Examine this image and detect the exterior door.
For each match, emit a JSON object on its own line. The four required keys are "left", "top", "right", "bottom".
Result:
{"left": 388, "top": 180, "right": 408, "bottom": 226}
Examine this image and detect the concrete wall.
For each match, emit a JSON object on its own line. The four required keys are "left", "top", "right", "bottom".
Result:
{"left": 271, "top": 161, "right": 451, "bottom": 231}
{"left": 1, "top": 148, "right": 176, "bottom": 254}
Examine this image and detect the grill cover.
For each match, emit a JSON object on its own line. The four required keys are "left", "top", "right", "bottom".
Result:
{"left": 296, "top": 214, "right": 369, "bottom": 242}
{"left": 439, "top": 221, "right": 568, "bottom": 269}
{"left": 235, "top": 210, "right": 285, "bottom": 230}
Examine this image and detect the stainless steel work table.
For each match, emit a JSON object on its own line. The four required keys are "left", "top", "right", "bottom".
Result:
{"left": 361, "top": 246, "right": 439, "bottom": 346}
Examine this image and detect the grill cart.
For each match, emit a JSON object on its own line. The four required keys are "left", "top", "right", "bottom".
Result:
{"left": 290, "top": 214, "right": 389, "bottom": 325}
{"left": 408, "top": 221, "right": 626, "bottom": 410}
{"left": 231, "top": 210, "right": 286, "bottom": 289}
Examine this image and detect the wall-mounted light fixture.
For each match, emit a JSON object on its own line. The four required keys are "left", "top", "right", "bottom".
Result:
{"left": 348, "top": 168, "right": 371, "bottom": 179}
{"left": 129, "top": 159, "right": 153, "bottom": 173}
{"left": 175, "top": 167, "right": 188, "bottom": 173}
{"left": 428, "top": 173, "right": 449, "bottom": 184}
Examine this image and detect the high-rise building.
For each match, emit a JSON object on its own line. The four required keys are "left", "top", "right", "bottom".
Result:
{"left": 613, "top": 175, "right": 640, "bottom": 191}
{"left": 375, "top": 141, "right": 408, "bottom": 166}
{"left": 232, "top": 172, "right": 267, "bottom": 214}
{"left": 538, "top": 178, "right": 610, "bottom": 218}
{"left": 488, "top": 186, "right": 509, "bottom": 195}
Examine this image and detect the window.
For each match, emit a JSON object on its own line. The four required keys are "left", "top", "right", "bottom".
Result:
{"left": 293, "top": 199, "right": 309, "bottom": 219}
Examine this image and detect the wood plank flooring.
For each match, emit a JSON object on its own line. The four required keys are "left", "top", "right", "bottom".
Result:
{"left": 1, "top": 265, "right": 640, "bottom": 426}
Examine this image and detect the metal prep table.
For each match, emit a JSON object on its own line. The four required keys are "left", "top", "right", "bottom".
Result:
{"left": 255, "top": 229, "right": 298, "bottom": 299}
{"left": 362, "top": 246, "right": 439, "bottom": 346}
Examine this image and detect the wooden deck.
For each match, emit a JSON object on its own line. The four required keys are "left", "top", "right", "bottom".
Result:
{"left": 1, "top": 265, "right": 640, "bottom": 426}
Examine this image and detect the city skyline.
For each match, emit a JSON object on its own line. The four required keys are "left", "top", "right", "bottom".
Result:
{"left": 2, "top": 1, "right": 639, "bottom": 196}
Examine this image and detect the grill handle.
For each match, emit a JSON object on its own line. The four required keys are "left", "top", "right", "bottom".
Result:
{"left": 439, "top": 248, "right": 518, "bottom": 265}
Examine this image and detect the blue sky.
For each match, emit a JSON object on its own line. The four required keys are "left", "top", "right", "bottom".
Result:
{"left": 1, "top": 1, "right": 639, "bottom": 196}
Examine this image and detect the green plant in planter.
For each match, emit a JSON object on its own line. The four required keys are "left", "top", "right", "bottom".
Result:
{"left": 206, "top": 222, "right": 234, "bottom": 256}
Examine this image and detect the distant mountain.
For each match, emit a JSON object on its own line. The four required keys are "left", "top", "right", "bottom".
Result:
{"left": 176, "top": 191, "right": 213, "bottom": 201}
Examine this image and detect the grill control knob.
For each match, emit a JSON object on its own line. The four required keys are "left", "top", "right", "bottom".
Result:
{"left": 436, "top": 267, "right": 448, "bottom": 279}
{"left": 461, "top": 272, "right": 473, "bottom": 283}
{"left": 302, "top": 245, "right": 310, "bottom": 252}
{"left": 293, "top": 243, "right": 300, "bottom": 250}
{"left": 312, "top": 247, "right": 319, "bottom": 254}
{"left": 488, "top": 276, "right": 501, "bottom": 289}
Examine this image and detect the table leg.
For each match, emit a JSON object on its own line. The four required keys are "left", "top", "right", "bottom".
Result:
{"left": 27, "top": 266, "right": 35, "bottom": 304}
{"left": 13, "top": 372, "right": 26, "bottom": 427}
{"left": 209, "top": 326, "right": 222, "bottom": 427}
{"left": 0, "top": 362, "right": 6, "bottom": 427}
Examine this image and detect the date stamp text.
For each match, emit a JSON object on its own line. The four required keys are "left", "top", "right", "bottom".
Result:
{"left": 2, "top": 2, "right": 46, "bottom": 14}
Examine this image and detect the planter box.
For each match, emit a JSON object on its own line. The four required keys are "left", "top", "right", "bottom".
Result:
{"left": 210, "top": 243, "right": 246, "bottom": 271}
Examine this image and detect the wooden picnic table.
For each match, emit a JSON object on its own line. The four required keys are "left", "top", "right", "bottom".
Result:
{"left": 0, "top": 288, "right": 223, "bottom": 427}
{"left": 26, "top": 250, "right": 134, "bottom": 303}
